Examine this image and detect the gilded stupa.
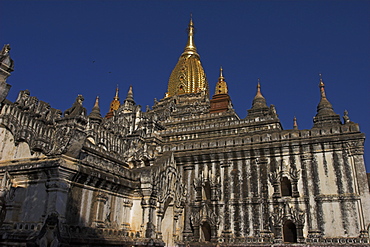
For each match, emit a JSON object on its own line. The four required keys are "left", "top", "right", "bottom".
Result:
{"left": 166, "top": 18, "right": 209, "bottom": 97}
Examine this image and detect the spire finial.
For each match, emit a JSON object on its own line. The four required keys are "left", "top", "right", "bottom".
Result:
{"left": 125, "top": 85, "right": 134, "bottom": 102}
{"left": 293, "top": 116, "right": 298, "bottom": 130}
{"left": 89, "top": 95, "right": 102, "bottom": 121}
{"left": 122, "top": 85, "right": 136, "bottom": 112}
{"left": 183, "top": 15, "right": 198, "bottom": 56}
{"left": 247, "top": 78, "right": 270, "bottom": 117}
{"left": 219, "top": 66, "right": 224, "bottom": 80}
{"left": 256, "top": 78, "right": 263, "bottom": 97}
{"left": 250, "top": 78, "right": 267, "bottom": 110}
{"left": 114, "top": 84, "right": 119, "bottom": 100}
{"left": 94, "top": 96, "right": 99, "bottom": 107}
{"left": 319, "top": 73, "right": 326, "bottom": 98}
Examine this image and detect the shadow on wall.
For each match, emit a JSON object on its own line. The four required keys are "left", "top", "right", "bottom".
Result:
{"left": 0, "top": 170, "right": 149, "bottom": 247}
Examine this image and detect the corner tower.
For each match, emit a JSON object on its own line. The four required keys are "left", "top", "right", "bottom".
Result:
{"left": 210, "top": 67, "right": 233, "bottom": 113}
{"left": 166, "top": 18, "right": 209, "bottom": 97}
{"left": 313, "top": 74, "right": 341, "bottom": 127}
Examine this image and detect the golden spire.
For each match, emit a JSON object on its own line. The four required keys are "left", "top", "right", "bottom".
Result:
{"left": 214, "top": 66, "right": 228, "bottom": 95}
{"left": 182, "top": 16, "right": 198, "bottom": 57}
{"left": 166, "top": 17, "right": 208, "bottom": 97}
{"left": 219, "top": 66, "right": 224, "bottom": 80}
{"left": 105, "top": 86, "right": 121, "bottom": 119}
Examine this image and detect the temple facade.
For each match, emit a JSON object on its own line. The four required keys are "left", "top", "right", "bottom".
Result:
{"left": 0, "top": 19, "right": 369, "bottom": 247}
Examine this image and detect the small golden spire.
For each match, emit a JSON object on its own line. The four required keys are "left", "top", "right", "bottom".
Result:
{"left": 114, "top": 85, "right": 119, "bottom": 100}
{"left": 105, "top": 86, "right": 121, "bottom": 119}
{"left": 219, "top": 66, "right": 224, "bottom": 80}
{"left": 293, "top": 116, "right": 298, "bottom": 130}
{"left": 215, "top": 66, "right": 228, "bottom": 95}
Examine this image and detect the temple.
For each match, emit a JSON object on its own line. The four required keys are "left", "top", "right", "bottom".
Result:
{"left": 0, "top": 19, "right": 369, "bottom": 247}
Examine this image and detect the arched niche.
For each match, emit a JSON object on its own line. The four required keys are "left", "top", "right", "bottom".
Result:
{"left": 203, "top": 181, "right": 211, "bottom": 201}
{"left": 281, "top": 177, "right": 292, "bottom": 197}
{"left": 283, "top": 220, "right": 297, "bottom": 243}
{"left": 200, "top": 221, "right": 211, "bottom": 242}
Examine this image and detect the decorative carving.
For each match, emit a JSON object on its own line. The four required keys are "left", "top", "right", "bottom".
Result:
{"left": 283, "top": 202, "right": 305, "bottom": 225}
{"left": 269, "top": 104, "right": 277, "bottom": 117}
{"left": 270, "top": 207, "right": 284, "bottom": 226}
{"left": 346, "top": 140, "right": 365, "bottom": 155}
{"left": 46, "top": 108, "right": 62, "bottom": 124}
{"left": 64, "top": 95, "right": 87, "bottom": 118}
{"left": 281, "top": 160, "right": 289, "bottom": 174}
{"left": 343, "top": 110, "right": 351, "bottom": 124}
{"left": 26, "top": 96, "right": 39, "bottom": 113}
{"left": 290, "top": 166, "right": 300, "bottom": 180}
{"left": 0, "top": 44, "right": 11, "bottom": 58}
{"left": 36, "top": 212, "right": 61, "bottom": 247}
{"left": 0, "top": 44, "right": 14, "bottom": 87}
{"left": 15, "top": 89, "right": 31, "bottom": 109}
{"left": 270, "top": 203, "right": 305, "bottom": 229}
{"left": 291, "top": 207, "right": 305, "bottom": 225}
{"left": 152, "top": 153, "right": 185, "bottom": 211}
{"left": 50, "top": 126, "right": 71, "bottom": 155}
{"left": 269, "top": 168, "right": 280, "bottom": 184}
{"left": 35, "top": 100, "right": 51, "bottom": 120}
{"left": 190, "top": 202, "right": 219, "bottom": 227}
{"left": 49, "top": 124, "right": 87, "bottom": 158}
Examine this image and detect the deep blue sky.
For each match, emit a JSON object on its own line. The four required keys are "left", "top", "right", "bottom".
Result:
{"left": 1, "top": 1, "right": 369, "bottom": 171}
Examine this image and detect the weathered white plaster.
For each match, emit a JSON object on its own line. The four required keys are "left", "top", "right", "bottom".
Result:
{"left": 130, "top": 198, "right": 142, "bottom": 231}
{"left": 322, "top": 201, "right": 343, "bottom": 237}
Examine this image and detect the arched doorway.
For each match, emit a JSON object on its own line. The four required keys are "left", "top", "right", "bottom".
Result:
{"left": 201, "top": 221, "right": 211, "bottom": 242}
{"left": 283, "top": 220, "right": 297, "bottom": 243}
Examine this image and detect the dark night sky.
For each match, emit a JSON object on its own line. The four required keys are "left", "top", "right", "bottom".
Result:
{"left": 1, "top": 1, "right": 369, "bottom": 171}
